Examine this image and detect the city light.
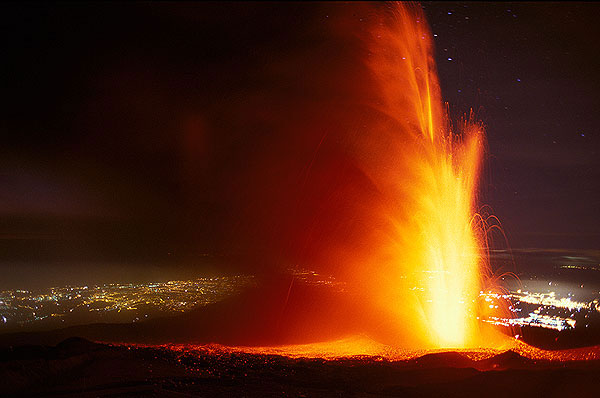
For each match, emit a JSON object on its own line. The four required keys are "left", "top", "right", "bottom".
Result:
{"left": 0, "top": 276, "right": 255, "bottom": 330}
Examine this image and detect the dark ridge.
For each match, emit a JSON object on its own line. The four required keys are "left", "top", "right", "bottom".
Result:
{"left": 0, "top": 337, "right": 102, "bottom": 362}
{"left": 476, "top": 350, "right": 534, "bottom": 370}
{"left": 410, "top": 351, "right": 475, "bottom": 368}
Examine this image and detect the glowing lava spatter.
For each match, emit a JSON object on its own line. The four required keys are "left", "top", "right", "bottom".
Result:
{"left": 365, "top": 3, "right": 485, "bottom": 347}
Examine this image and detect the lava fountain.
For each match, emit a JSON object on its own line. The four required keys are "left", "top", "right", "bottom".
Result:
{"left": 366, "top": 3, "right": 485, "bottom": 348}
{"left": 218, "top": 2, "right": 492, "bottom": 350}
{"left": 302, "top": 2, "right": 488, "bottom": 348}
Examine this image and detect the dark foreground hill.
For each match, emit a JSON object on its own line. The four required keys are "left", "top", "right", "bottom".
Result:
{"left": 2, "top": 337, "right": 600, "bottom": 397}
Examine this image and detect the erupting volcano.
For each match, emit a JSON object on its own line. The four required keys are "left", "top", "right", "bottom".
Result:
{"left": 258, "top": 2, "right": 491, "bottom": 349}
{"left": 0, "top": 2, "right": 497, "bottom": 353}
{"left": 361, "top": 3, "right": 485, "bottom": 347}
{"left": 5, "top": 2, "right": 600, "bottom": 396}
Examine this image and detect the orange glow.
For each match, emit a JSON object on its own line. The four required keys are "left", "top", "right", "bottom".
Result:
{"left": 152, "top": 336, "right": 600, "bottom": 363}
{"left": 346, "top": 3, "right": 486, "bottom": 347}
{"left": 153, "top": 2, "right": 500, "bottom": 352}
{"left": 158, "top": 335, "right": 502, "bottom": 361}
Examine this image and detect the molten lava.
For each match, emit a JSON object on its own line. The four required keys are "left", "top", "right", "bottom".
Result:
{"left": 210, "top": 2, "right": 493, "bottom": 350}
{"left": 348, "top": 3, "right": 485, "bottom": 347}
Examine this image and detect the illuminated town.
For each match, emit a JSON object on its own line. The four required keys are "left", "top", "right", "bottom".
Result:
{"left": 0, "top": 275, "right": 255, "bottom": 332}
{"left": 3, "top": 264, "right": 600, "bottom": 338}
{"left": 0, "top": 270, "right": 347, "bottom": 332}
{"left": 288, "top": 268, "right": 347, "bottom": 291}
{"left": 480, "top": 288, "right": 600, "bottom": 332}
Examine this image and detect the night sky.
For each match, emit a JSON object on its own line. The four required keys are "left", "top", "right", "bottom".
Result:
{"left": 1, "top": 2, "right": 599, "bottom": 286}
{"left": 425, "top": 2, "right": 600, "bottom": 251}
